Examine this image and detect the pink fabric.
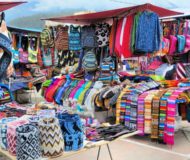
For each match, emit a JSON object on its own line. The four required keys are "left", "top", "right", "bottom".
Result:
{"left": 168, "top": 35, "right": 177, "bottom": 55}
{"left": 121, "top": 14, "right": 134, "bottom": 58}
{"left": 184, "top": 35, "right": 190, "bottom": 53}
{"left": 114, "top": 18, "right": 123, "bottom": 58}
{"left": 69, "top": 80, "right": 85, "bottom": 99}
{"left": 147, "top": 60, "right": 163, "bottom": 70}
{"left": 162, "top": 37, "right": 170, "bottom": 54}
{"left": 7, "top": 119, "right": 28, "bottom": 155}
{"left": 45, "top": 76, "right": 65, "bottom": 102}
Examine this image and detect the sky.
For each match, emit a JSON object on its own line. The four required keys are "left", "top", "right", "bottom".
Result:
{"left": 3, "top": 0, "right": 190, "bottom": 22}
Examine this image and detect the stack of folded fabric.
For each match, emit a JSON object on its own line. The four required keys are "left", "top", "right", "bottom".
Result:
{"left": 144, "top": 90, "right": 159, "bottom": 134}
{"left": 151, "top": 89, "right": 167, "bottom": 140}
{"left": 158, "top": 89, "right": 176, "bottom": 143}
{"left": 137, "top": 92, "right": 149, "bottom": 135}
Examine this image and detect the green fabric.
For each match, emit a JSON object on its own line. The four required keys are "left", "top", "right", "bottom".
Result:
{"left": 131, "top": 12, "right": 141, "bottom": 53}
{"left": 78, "top": 81, "right": 92, "bottom": 104}
{"left": 42, "top": 79, "right": 52, "bottom": 87}
{"left": 150, "top": 75, "right": 165, "bottom": 81}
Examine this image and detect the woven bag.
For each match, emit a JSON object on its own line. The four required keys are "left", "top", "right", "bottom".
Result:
{"left": 55, "top": 25, "right": 69, "bottom": 51}
{"left": 0, "top": 117, "right": 17, "bottom": 150}
{"left": 16, "top": 124, "right": 41, "bottom": 160}
{"left": 38, "top": 117, "right": 64, "bottom": 158}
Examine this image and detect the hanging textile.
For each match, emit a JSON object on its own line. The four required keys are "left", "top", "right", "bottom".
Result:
{"left": 114, "top": 18, "right": 123, "bottom": 57}
{"left": 135, "top": 11, "right": 161, "bottom": 53}
{"left": 131, "top": 12, "right": 141, "bottom": 53}
{"left": 176, "top": 63, "right": 187, "bottom": 80}
{"left": 109, "top": 20, "right": 117, "bottom": 56}
{"left": 121, "top": 14, "right": 134, "bottom": 58}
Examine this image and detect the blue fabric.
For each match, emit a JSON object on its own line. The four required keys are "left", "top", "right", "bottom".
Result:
{"left": 76, "top": 50, "right": 85, "bottom": 71}
{"left": 74, "top": 82, "right": 88, "bottom": 100}
{"left": 0, "top": 33, "right": 12, "bottom": 78}
{"left": 155, "top": 63, "right": 169, "bottom": 76}
{"left": 0, "top": 84, "right": 14, "bottom": 101}
{"left": 69, "top": 25, "right": 81, "bottom": 51}
{"left": 55, "top": 75, "right": 71, "bottom": 105}
{"left": 57, "top": 113, "right": 84, "bottom": 151}
{"left": 135, "top": 11, "right": 161, "bottom": 53}
{"left": 10, "top": 82, "right": 28, "bottom": 92}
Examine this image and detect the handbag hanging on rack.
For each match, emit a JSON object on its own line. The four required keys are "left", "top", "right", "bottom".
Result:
{"left": 42, "top": 48, "right": 52, "bottom": 67}
{"left": 12, "top": 34, "right": 20, "bottom": 65}
{"left": 28, "top": 36, "right": 39, "bottom": 63}
{"left": 19, "top": 35, "right": 29, "bottom": 64}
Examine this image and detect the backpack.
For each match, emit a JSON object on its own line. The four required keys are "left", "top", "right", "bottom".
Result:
{"left": 28, "top": 37, "right": 39, "bottom": 63}
{"left": 55, "top": 25, "right": 69, "bottom": 51}
{"left": 69, "top": 25, "right": 81, "bottom": 51}
{"left": 42, "top": 48, "right": 52, "bottom": 67}
{"left": 81, "top": 26, "right": 97, "bottom": 48}
{"left": 18, "top": 36, "right": 28, "bottom": 64}
{"left": 12, "top": 34, "right": 20, "bottom": 65}
{"left": 82, "top": 50, "right": 98, "bottom": 71}
{"left": 95, "top": 23, "right": 110, "bottom": 47}
{"left": 40, "top": 27, "right": 54, "bottom": 48}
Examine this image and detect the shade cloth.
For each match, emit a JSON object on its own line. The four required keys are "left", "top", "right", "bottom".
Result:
{"left": 0, "top": 2, "right": 26, "bottom": 12}
{"left": 44, "top": 3, "right": 183, "bottom": 24}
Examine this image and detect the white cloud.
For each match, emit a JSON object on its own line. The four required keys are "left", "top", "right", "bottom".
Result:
{"left": 28, "top": 0, "right": 140, "bottom": 12}
{"left": 23, "top": 0, "right": 190, "bottom": 12}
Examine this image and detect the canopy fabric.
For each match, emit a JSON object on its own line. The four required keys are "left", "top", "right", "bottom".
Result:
{"left": 0, "top": 1, "right": 26, "bottom": 12}
{"left": 44, "top": 3, "right": 183, "bottom": 24}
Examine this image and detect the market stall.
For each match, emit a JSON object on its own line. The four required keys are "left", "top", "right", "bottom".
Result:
{"left": 1, "top": 2, "right": 190, "bottom": 160}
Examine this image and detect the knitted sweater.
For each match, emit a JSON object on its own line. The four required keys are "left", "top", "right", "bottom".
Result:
{"left": 135, "top": 11, "right": 161, "bottom": 53}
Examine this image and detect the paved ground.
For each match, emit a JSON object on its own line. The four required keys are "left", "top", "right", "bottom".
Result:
{"left": 52, "top": 130, "right": 190, "bottom": 160}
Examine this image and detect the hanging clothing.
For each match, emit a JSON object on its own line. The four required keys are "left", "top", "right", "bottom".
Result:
{"left": 109, "top": 20, "right": 117, "bottom": 56}
{"left": 120, "top": 17, "right": 127, "bottom": 47}
{"left": 131, "top": 12, "right": 141, "bottom": 53}
{"left": 121, "top": 14, "right": 134, "bottom": 58}
{"left": 135, "top": 11, "right": 161, "bottom": 53}
{"left": 114, "top": 18, "right": 123, "bottom": 57}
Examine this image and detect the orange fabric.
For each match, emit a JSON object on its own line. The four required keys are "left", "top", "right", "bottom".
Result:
{"left": 12, "top": 34, "right": 17, "bottom": 49}
{"left": 109, "top": 20, "right": 117, "bottom": 56}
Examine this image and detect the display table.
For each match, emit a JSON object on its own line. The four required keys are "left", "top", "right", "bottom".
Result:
{"left": 0, "top": 131, "right": 139, "bottom": 160}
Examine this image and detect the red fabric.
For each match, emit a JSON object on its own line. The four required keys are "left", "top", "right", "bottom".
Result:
{"left": 114, "top": 18, "right": 123, "bottom": 58}
{"left": 0, "top": 2, "right": 25, "bottom": 12}
{"left": 44, "top": 3, "right": 183, "bottom": 24}
{"left": 121, "top": 14, "right": 134, "bottom": 58}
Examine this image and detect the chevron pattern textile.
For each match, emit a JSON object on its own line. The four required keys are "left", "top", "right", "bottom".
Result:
{"left": 38, "top": 117, "right": 64, "bottom": 158}
{"left": 0, "top": 117, "right": 17, "bottom": 150}
{"left": 16, "top": 124, "right": 41, "bottom": 160}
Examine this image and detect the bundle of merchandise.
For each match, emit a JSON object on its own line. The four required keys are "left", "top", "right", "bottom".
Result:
{"left": 116, "top": 82, "right": 190, "bottom": 145}
{"left": 0, "top": 111, "right": 85, "bottom": 159}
